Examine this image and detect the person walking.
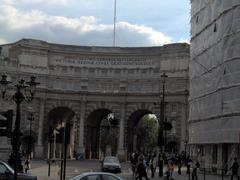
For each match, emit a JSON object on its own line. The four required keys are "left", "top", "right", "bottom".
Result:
{"left": 230, "top": 157, "right": 239, "bottom": 180}
{"left": 130, "top": 153, "right": 139, "bottom": 179}
{"left": 149, "top": 154, "right": 157, "bottom": 178}
{"left": 165, "top": 160, "right": 174, "bottom": 180}
{"left": 191, "top": 159, "right": 199, "bottom": 180}
{"left": 176, "top": 153, "right": 182, "bottom": 175}
{"left": 136, "top": 157, "right": 149, "bottom": 180}
{"left": 186, "top": 156, "right": 192, "bottom": 174}
{"left": 24, "top": 153, "right": 31, "bottom": 174}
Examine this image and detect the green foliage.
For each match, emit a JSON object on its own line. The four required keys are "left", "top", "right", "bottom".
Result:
{"left": 136, "top": 114, "right": 159, "bottom": 153}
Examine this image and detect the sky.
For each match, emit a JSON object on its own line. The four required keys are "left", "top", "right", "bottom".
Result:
{"left": 0, "top": 0, "right": 191, "bottom": 47}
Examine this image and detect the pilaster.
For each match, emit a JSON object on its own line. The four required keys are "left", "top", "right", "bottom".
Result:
{"left": 35, "top": 99, "right": 45, "bottom": 158}
{"left": 77, "top": 101, "right": 85, "bottom": 155}
{"left": 117, "top": 103, "right": 125, "bottom": 161}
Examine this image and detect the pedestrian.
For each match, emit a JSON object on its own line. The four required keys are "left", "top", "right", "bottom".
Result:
{"left": 230, "top": 157, "right": 239, "bottom": 180}
{"left": 164, "top": 162, "right": 171, "bottom": 180}
{"left": 24, "top": 153, "right": 31, "bottom": 174}
{"left": 136, "top": 157, "right": 148, "bottom": 180}
{"left": 186, "top": 155, "right": 192, "bottom": 174}
{"left": 191, "top": 159, "right": 199, "bottom": 180}
{"left": 176, "top": 153, "right": 182, "bottom": 175}
{"left": 130, "top": 153, "right": 138, "bottom": 178}
{"left": 149, "top": 154, "right": 157, "bottom": 178}
{"left": 169, "top": 160, "right": 174, "bottom": 180}
{"left": 165, "top": 160, "right": 174, "bottom": 180}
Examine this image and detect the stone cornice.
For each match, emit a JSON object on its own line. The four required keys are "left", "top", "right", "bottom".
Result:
{"left": 8, "top": 38, "right": 189, "bottom": 57}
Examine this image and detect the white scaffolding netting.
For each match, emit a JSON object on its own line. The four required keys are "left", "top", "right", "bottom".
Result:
{"left": 189, "top": 0, "right": 240, "bottom": 144}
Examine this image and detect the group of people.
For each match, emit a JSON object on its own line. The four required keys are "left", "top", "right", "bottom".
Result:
{"left": 130, "top": 152, "right": 157, "bottom": 180}
{"left": 164, "top": 152, "right": 200, "bottom": 180}
{"left": 129, "top": 151, "right": 200, "bottom": 180}
{"left": 130, "top": 151, "right": 240, "bottom": 180}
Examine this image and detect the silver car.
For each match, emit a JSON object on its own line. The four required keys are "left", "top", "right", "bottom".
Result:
{"left": 0, "top": 161, "right": 37, "bottom": 180}
{"left": 101, "top": 156, "right": 121, "bottom": 173}
{"left": 68, "top": 172, "right": 124, "bottom": 180}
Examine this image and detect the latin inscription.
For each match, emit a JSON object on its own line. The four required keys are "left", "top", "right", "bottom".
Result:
{"left": 53, "top": 57, "right": 155, "bottom": 67}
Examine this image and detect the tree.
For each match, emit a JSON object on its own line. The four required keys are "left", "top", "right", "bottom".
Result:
{"left": 136, "top": 114, "right": 159, "bottom": 153}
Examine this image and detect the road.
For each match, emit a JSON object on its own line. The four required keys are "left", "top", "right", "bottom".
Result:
{"left": 30, "top": 159, "right": 230, "bottom": 180}
{"left": 30, "top": 159, "right": 133, "bottom": 179}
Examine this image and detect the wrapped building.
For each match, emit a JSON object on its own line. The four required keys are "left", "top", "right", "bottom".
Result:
{"left": 189, "top": 0, "right": 240, "bottom": 171}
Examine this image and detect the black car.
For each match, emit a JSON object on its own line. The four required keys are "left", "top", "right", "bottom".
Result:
{"left": 0, "top": 161, "right": 37, "bottom": 180}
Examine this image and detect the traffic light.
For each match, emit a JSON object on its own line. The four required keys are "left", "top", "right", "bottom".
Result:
{"left": 109, "top": 118, "right": 118, "bottom": 126}
{"left": 0, "top": 110, "right": 13, "bottom": 137}
{"left": 163, "top": 121, "right": 172, "bottom": 131}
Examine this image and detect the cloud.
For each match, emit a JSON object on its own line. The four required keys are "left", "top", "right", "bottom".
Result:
{"left": 0, "top": 38, "right": 8, "bottom": 44}
{"left": 0, "top": 5, "right": 172, "bottom": 46}
{"left": 178, "top": 38, "right": 190, "bottom": 44}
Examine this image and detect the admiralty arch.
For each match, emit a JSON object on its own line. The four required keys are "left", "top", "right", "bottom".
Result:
{"left": 0, "top": 39, "right": 189, "bottom": 160}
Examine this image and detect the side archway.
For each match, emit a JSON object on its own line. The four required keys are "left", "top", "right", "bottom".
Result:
{"left": 46, "top": 106, "right": 75, "bottom": 159}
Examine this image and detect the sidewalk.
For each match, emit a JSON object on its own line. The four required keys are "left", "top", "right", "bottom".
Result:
{"left": 29, "top": 163, "right": 59, "bottom": 180}
{"left": 150, "top": 168, "right": 230, "bottom": 180}
{"left": 29, "top": 160, "right": 91, "bottom": 180}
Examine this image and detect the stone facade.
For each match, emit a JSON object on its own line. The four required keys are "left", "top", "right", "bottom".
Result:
{"left": 0, "top": 39, "right": 189, "bottom": 159}
{"left": 190, "top": 0, "right": 240, "bottom": 171}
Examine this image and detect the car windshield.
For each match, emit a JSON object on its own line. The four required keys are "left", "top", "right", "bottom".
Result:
{"left": 104, "top": 157, "right": 118, "bottom": 163}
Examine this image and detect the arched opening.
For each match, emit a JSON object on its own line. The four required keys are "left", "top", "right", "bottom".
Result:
{"left": 127, "top": 109, "right": 159, "bottom": 155}
{"left": 21, "top": 131, "right": 37, "bottom": 157}
{"left": 46, "top": 107, "right": 75, "bottom": 159}
{"left": 136, "top": 114, "right": 158, "bottom": 154}
{"left": 85, "top": 109, "right": 119, "bottom": 159}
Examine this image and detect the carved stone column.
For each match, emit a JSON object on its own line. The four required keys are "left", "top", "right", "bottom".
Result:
{"left": 35, "top": 99, "right": 45, "bottom": 158}
{"left": 69, "top": 119, "right": 75, "bottom": 159}
{"left": 117, "top": 103, "right": 125, "bottom": 160}
{"left": 77, "top": 101, "right": 85, "bottom": 156}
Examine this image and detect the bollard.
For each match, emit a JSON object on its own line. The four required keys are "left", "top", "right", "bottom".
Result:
{"left": 203, "top": 167, "right": 205, "bottom": 180}
{"left": 48, "top": 160, "right": 51, "bottom": 177}
{"left": 221, "top": 168, "right": 224, "bottom": 180}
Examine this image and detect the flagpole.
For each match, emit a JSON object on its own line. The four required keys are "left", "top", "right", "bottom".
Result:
{"left": 113, "top": 0, "right": 116, "bottom": 46}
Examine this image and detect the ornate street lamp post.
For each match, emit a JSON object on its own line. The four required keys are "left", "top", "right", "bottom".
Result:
{"left": 0, "top": 74, "right": 39, "bottom": 180}
{"left": 27, "top": 113, "right": 34, "bottom": 158}
{"left": 158, "top": 72, "right": 168, "bottom": 177}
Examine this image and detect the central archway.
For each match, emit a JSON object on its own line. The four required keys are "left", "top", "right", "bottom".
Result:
{"left": 85, "top": 109, "right": 119, "bottom": 159}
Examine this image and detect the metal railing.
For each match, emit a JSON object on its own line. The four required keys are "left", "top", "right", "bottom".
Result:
{"left": 186, "top": 167, "right": 237, "bottom": 180}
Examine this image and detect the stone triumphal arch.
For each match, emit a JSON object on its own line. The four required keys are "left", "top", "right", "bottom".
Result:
{"left": 0, "top": 39, "right": 189, "bottom": 159}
